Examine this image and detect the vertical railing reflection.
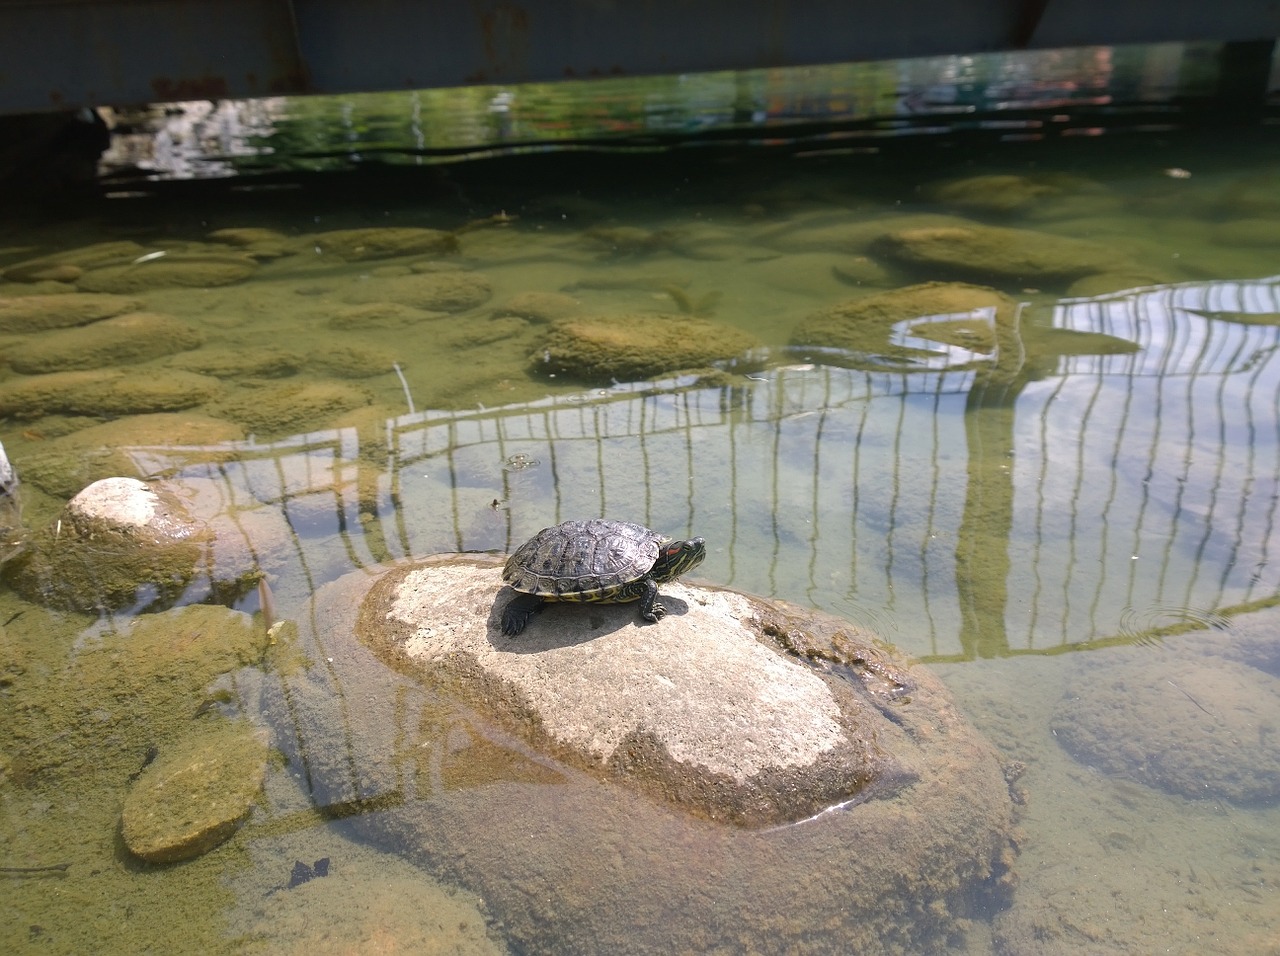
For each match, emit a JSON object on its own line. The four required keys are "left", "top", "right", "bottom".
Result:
{"left": 119, "top": 276, "right": 1280, "bottom": 660}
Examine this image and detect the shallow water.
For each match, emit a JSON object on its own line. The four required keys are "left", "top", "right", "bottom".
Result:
{"left": 4, "top": 48, "right": 1280, "bottom": 954}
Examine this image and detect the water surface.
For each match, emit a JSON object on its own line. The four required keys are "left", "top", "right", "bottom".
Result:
{"left": 3, "top": 44, "right": 1280, "bottom": 954}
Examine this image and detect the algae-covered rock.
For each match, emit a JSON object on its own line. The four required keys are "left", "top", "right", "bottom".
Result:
{"left": 166, "top": 346, "right": 303, "bottom": 379}
{"left": 2, "top": 262, "right": 82, "bottom": 283}
{"left": 492, "top": 291, "right": 582, "bottom": 323}
{"left": 14, "top": 413, "right": 246, "bottom": 499}
{"left": 759, "top": 212, "right": 976, "bottom": 254}
{"left": 325, "top": 301, "right": 448, "bottom": 331}
{"left": 792, "top": 281, "right": 1017, "bottom": 366}
{"left": 2, "top": 240, "right": 146, "bottom": 279}
{"left": 73, "top": 604, "right": 267, "bottom": 711}
{"left": 874, "top": 223, "right": 1127, "bottom": 284}
{"left": 206, "top": 226, "right": 297, "bottom": 258}
{"left": 0, "top": 368, "right": 222, "bottom": 418}
{"left": 121, "top": 718, "right": 268, "bottom": 863}
{"left": 0, "top": 292, "right": 142, "bottom": 332}
{"left": 211, "top": 381, "right": 372, "bottom": 436}
{"left": 1209, "top": 218, "right": 1280, "bottom": 248}
{"left": 536, "top": 313, "right": 761, "bottom": 382}
{"left": 832, "top": 255, "right": 893, "bottom": 288}
{"left": 341, "top": 270, "right": 492, "bottom": 313}
{"left": 77, "top": 254, "right": 258, "bottom": 293}
{"left": 8, "top": 311, "right": 203, "bottom": 373}
{"left": 311, "top": 227, "right": 458, "bottom": 261}
{"left": 1065, "top": 271, "right": 1172, "bottom": 297}
{"left": 926, "top": 172, "right": 1104, "bottom": 215}
{"left": 5, "top": 476, "right": 212, "bottom": 611}
{"left": 307, "top": 343, "right": 400, "bottom": 379}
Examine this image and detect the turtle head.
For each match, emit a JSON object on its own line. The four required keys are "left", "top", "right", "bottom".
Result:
{"left": 652, "top": 536, "right": 706, "bottom": 582}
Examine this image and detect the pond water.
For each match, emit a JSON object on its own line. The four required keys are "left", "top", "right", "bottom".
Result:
{"left": 3, "top": 42, "right": 1280, "bottom": 954}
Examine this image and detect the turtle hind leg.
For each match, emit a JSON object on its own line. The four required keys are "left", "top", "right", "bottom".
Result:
{"left": 501, "top": 593, "right": 545, "bottom": 636}
{"left": 637, "top": 578, "right": 665, "bottom": 623}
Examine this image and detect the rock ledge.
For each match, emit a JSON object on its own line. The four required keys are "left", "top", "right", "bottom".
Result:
{"left": 363, "top": 556, "right": 938, "bottom": 826}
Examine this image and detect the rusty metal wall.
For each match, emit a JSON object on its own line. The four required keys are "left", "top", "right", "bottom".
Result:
{"left": 0, "top": 0, "right": 1277, "bottom": 116}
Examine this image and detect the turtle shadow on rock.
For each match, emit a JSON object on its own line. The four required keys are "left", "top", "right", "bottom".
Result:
{"left": 487, "top": 584, "right": 692, "bottom": 653}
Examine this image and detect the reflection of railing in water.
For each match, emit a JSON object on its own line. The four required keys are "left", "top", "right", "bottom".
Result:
{"left": 122, "top": 277, "right": 1280, "bottom": 660}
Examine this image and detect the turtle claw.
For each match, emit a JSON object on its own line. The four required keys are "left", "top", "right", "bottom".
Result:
{"left": 643, "top": 603, "right": 666, "bottom": 623}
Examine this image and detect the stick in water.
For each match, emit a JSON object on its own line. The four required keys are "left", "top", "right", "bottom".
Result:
{"left": 392, "top": 362, "right": 416, "bottom": 415}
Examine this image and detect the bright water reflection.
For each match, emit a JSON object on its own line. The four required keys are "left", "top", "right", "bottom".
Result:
{"left": 129, "top": 275, "right": 1280, "bottom": 665}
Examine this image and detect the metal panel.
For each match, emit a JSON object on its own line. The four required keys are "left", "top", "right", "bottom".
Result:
{"left": 0, "top": 0, "right": 1277, "bottom": 116}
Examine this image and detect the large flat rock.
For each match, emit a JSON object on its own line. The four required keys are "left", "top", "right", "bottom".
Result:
{"left": 360, "top": 558, "right": 911, "bottom": 826}
{"left": 263, "top": 555, "right": 1020, "bottom": 954}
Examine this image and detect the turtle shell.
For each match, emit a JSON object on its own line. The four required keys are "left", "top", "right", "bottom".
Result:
{"left": 502, "top": 519, "right": 667, "bottom": 601}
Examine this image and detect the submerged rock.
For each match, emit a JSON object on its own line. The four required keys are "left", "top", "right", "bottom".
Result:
{"left": 7, "top": 311, "right": 203, "bottom": 373}
{"left": 77, "top": 254, "right": 258, "bottom": 293}
{"left": 874, "top": 223, "right": 1127, "bottom": 285}
{"left": 0, "top": 368, "right": 222, "bottom": 418}
{"left": 311, "top": 226, "right": 458, "bottom": 261}
{"left": 535, "top": 313, "right": 761, "bottom": 382}
{"left": 261, "top": 555, "right": 1020, "bottom": 953}
{"left": 121, "top": 718, "right": 268, "bottom": 863}
{"left": 791, "top": 281, "right": 1016, "bottom": 365}
{"left": 341, "top": 270, "right": 492, "bottom": 312}
{"left": 206, "top": 226, "right": 297, "bottom": 259}
{"left": 926, "top": 172, "right": 1104, "bottom": 216}
{"left": 1065, "top": 271, "right": 1174, "bottom": 297}
{"left": 492, "top": 290, "right": 583, "bottom": 323}
{"left": 210, "top": 380, "right": 372, "bottom": 436}
{"left": 1052, "top": 653, "right": 1280, "bottom": 804}
{"left": 0, "top": 292, "right": 141, "bottom": 332}
{"left": 4, "top": 476, "right": 211, "bottom": 611}
{"left": 325, "top": 301, "right": 448, "bottom": 331}
{"left": 2, "top": 240, "right": 146, "bottom": 279}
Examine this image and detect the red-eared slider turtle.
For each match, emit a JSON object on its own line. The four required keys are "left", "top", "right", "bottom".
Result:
{"left": 500, "top": 519, "right": 707, "bottom": 636}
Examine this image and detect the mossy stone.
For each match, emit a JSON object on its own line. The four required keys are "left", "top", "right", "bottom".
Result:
{"left": 312, "top": 227, "right": 458, "bottom": 261}
{"left": 121, "top": 719, "right": 268, "bottom": 863}
{"left": 8, "top": 312, "right": 203, "bottom": 373}
{"left": 536, "top": 313, "right": 761, "bottom": 382}
{"left": 77, "top": 255, "right": 257, "bottom": 293}
{"left": 0, "top": 368, "right": 222, "bottom": 418}
{"left": 0, "top": 292, "right": 142, "bottom": 332}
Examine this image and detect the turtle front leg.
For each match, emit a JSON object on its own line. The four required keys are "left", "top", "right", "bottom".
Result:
{"left": 637, "top": 577, "right": 665, "bottom": 623}
{"left": 501, "top": 593, "right": 546, "bottom": 636}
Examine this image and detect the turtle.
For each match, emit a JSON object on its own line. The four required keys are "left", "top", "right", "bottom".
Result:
{"left": 500, "top": 518, "right": 707, "bottom": 636}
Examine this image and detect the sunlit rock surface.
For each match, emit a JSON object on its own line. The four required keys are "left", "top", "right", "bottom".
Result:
{"left": 263, "top": 555, "right": 1020, "bottom": 954}
{"left": 363, "top": 558, "right": 913, "bottom": 826}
